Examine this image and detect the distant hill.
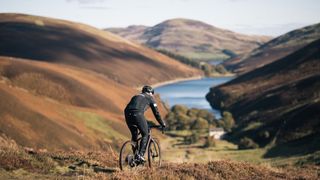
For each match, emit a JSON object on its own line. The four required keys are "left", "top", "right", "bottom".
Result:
{"left": 106, "top": 18, "right": 271, "bottom": 61}
{"left": 206, "top": 39, "right": 320, "bottom": 155}
{"left": 223, "top": 23, "right": 320, "bottom": 74}
{"left": 0, "top": 13, "right": 202, "bottom": 150}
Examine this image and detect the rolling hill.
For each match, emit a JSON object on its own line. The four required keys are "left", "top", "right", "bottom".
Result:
{"left": 106, "top": 18, "right": 271, "bottom": 61}
{"left": 0, "top": 13, "right": 202, "bottom": 150}
{"left": 206, "top": 38, "right": 320, "bottom": 156}
{"left": 223, "top": 23, "right": 320, "bottom": 74}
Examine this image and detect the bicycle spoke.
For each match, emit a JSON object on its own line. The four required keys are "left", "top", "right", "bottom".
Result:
{"left": 148, "top": 139, "right": 161, "bottom": 168}
{"left": 119, "top": 141, "right": 137, "bottom": 170}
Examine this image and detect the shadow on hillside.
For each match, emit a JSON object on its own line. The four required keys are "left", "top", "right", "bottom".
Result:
{"left": 264, "top": 133, "right": 320, "bottom": 158}
{"left": 0, "top": 22, "right": 162, "bottom": 67}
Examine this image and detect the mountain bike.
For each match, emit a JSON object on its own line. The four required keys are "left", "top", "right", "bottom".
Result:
{"left": 119, "top": 124, "right": 163, "bottom": 170}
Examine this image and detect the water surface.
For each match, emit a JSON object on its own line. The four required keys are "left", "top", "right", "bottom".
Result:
{"left": 155, "top": 77, "right": 233, "bottom": 119}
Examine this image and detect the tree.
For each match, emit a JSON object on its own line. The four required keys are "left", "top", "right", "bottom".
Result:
{"left": 215, "top": 65, "right": 228, "bottom": 74}
{"left": 238, "top": 137, "right": 259, "bottom": 149}
{"left": 191, "top": 117, "right": 208, "bottom": 130}
{"left": 165, "top": 112, "right": 177, "bottom": 130}
{"left": 176, "top": 113, "right": 192, "bottom": 130}
{"left": 221, "top": 111, "right": 235, "bottom": 132}
{"left": 201, "top": 63, "right": 212, "bottom": 76}
{"left": 203, "top": 136, "right": 216, "bottom": 148}
{"left": 184, "top": 133, "right": 200, "bottom": 144}
{"left": 171, "top": 105, "right": 188, "bottom": 114}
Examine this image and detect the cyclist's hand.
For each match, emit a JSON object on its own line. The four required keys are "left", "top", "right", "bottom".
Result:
{"left": 161, "top": 122, "right": 166, "bottom": 128}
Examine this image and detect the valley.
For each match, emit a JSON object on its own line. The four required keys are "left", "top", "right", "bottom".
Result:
{"left": 0, "top": 8, "right": 319, "bottom": 179}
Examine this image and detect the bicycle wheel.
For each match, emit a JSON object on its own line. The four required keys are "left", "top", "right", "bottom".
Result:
{"left": 148, "top": 139, "right": 161, "bottom": 168}
{"left": 119, "top": 140, "right": 136, "bottom": 170}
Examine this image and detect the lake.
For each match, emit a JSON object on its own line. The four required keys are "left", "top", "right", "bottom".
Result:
{"left": 155, "top": 77, "right": 234, "bottom": 119}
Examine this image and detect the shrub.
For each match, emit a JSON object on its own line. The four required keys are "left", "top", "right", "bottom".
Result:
{"left": 221, "top": 111, "right": 235, "bottom": 132}
{"left": 258, "top": 130, "right": 270, "bottom": 139}
{"left": 165, "top": 105, "right": 216, "bottom": 131}
{"left": 176, "top": 113, "right": 193, "bottom": 130}
{"left": 187, "top": 108, "right": 199, "bottom": 117}
{"left": 165, "top": 112, "right": 177, "bottom": 130}
{"left": 201, "top": 64, "right": 212, "bottom": 76}
{"left": 203, "top": 136, "right": 216, "bottom": 148}
{"left": 238, "top": 137, "right": 259, "bottom": 150}
{"left": 191, "top": 117, "right": 209, "bottom": 130}
{"left": 171, "top": 105, "right": 188, "bottom": 115}
{"left": 215, "top": 65, "right": 228, "bottom": 74}
{"left": 184, "top": 133, "right": 200, "bottom": 144}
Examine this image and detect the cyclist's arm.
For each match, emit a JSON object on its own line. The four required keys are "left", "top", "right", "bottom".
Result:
{"left": 150, "top": 98, "right": 166, "bottom": 127}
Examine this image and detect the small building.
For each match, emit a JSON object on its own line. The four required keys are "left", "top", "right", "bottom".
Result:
{"left": 208, "top": 128, "right": 226, "bottom": 139}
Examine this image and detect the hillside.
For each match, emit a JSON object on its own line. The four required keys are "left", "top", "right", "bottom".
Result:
{"left": 0, "top": 13, "right": 202, "bottom": 150}
{"left": 0, "top": 14, "right": 202, "bottom": 87}
{"left": 206, "top": 39, "right": 320, "bottom": 155}
{"left": 223, "top": 23, "right": 320, "bottom": 74}
{"left": 106, "top": 18, "right": 271, "bottom": 61}
{"left": 1, "top": 136, "right": 319, "bottom": 179}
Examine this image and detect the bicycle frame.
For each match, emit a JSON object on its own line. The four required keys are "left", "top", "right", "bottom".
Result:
{"left": 119, "top": 125, "right": 163, "bottom": 170}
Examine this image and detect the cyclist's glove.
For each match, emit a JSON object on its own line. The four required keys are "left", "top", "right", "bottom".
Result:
{"left": 161, "top": 121, "right": 166, "bottom": 128}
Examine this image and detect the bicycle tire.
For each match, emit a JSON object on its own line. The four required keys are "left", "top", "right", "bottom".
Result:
{"left": 148, "top": 138, "right": 161, "bottom": 168}
{"left": 119, "top": 140, "right": 135, "bottom": 171}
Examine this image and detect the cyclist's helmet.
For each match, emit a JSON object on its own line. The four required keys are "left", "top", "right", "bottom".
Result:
{"left": 142, "top": 85, "right": 154, "bottom": 95}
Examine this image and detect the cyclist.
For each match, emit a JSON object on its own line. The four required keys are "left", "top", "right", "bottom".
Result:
{"left": 124, "top": 85, "right": 166, "bottom": 163}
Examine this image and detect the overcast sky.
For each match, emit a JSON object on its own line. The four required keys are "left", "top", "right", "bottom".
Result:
{"left": 1, "top": 0, "right": 320, "bottom": 36}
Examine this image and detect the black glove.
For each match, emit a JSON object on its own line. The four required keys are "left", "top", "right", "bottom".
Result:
{"left": 161, "top": 122, "right": 166, "bottom": 128}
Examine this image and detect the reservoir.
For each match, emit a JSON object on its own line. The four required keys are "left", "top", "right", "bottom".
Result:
{"left": 155, "top": 77, "right": 234, "bottom": 119}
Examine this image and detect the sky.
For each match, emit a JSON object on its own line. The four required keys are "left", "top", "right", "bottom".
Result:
{"left": 1, "top": 0, "right": 320, "bottom": 36}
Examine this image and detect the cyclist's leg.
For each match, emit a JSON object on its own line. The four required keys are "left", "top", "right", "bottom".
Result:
{"left": 136, "top": 114, "right": 149, "bottom": 158}
{"left": 125, "top": 111, "right": 139, "bottom": 152}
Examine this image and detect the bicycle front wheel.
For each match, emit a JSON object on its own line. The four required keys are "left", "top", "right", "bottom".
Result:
{"left": 148, "top": 139, "right": 161, "bottom": 168}
{"left": 119, "top": 140, "right": 136, "bottom": 171}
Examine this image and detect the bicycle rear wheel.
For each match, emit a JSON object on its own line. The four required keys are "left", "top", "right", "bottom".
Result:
{"left": 148, "top": 139, "right": 161, "bottom": 168}
{"left": 119, "top": 141, "right": 136, "bottom": 170}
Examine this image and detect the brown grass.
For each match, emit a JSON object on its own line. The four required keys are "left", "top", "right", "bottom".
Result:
{"left": 12, "top": 72, "right": 71, "bottom": 102}
{"left": 0, "top": 13, "right": 202, "bottom": 87}
{"left": 111, "top": 161, "right": 319, "bottom": 180}
{"left": 1, "top": 135, "right": 319, "bottom": 179}
{"left": 225, "top": 23, "right": 320, "bottom": 74}
{"left": 207, "top": 39, "right": 320, "bottom": 156}
{"left": 107, "top": 18, "right": 272, "bottom": 61}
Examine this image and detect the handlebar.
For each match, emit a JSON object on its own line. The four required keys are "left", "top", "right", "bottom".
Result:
{"left": 148, "top": 125, "right": 165, "bottom": 134}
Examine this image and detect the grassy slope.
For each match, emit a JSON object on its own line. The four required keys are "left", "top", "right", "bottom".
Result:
{"left": 206, "top": 38, "right": 320, "bottom": 155}
{"left": 224, "top": 23, "right": 320, "bottom": 74}
{"left": 0, "top": 57, "right": 132, "bottom": 150}
{"left": 1, "top": 135, "right": 319, "bottom": 179}
{"left": 0, "top": 13, "right": 201, "bottom": 87}
{"left": 107, "top": 18, "right": 272, "bottom": 61}
{"left": 0, "top": 13, "right": 202, "bottom": 150}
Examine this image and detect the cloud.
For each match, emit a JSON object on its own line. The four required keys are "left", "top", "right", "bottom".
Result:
{"left": 80, "top": 6, "right": 111, "bottom": 10}
{"left": 67, "top": 0, "right": 110, "bottom": 10}
{"left": 66, "top": 0, "right": 107, "bottom": 4}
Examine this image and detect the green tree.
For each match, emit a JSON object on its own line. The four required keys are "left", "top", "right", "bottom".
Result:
{"left": 238, "top": 137, "right": 259, "bottom": 149}
{"left": 191, "top": 117, "right": 208, "bottom": 130}
{"left": 203, "top": 136, "right": 216, "bottom": 148}
{"left": 184, "top": 133, "right": 200, "bottom": 144}
{"left": 172, "top": 105, "right": 188, "bottom": 115}
{"left": 215, "top": 65, "right": 228, "bottom": 74}
{"left": 201, "top": 64, "right": 212, "bottom": 76}
{"left": 165, "top": 112, "right": 177, "bottom": 130}
{"left": 221, "top": 111, "right": 235, "bottom": 132}
{"left": 176, "top": 113, "right": 192, "bottom": 130}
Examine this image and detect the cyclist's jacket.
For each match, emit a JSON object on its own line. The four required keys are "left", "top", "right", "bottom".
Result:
{"left": 125, "top": 93, "right": 164, "bottom": 126}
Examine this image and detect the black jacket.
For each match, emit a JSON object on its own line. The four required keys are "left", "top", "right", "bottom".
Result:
{"left": 125, "top": 93, "right": 164, "bottom": 126}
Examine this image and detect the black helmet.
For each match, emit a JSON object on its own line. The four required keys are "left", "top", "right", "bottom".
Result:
{"left": 142, "top": 85, "right": 154, "bottom": 94}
